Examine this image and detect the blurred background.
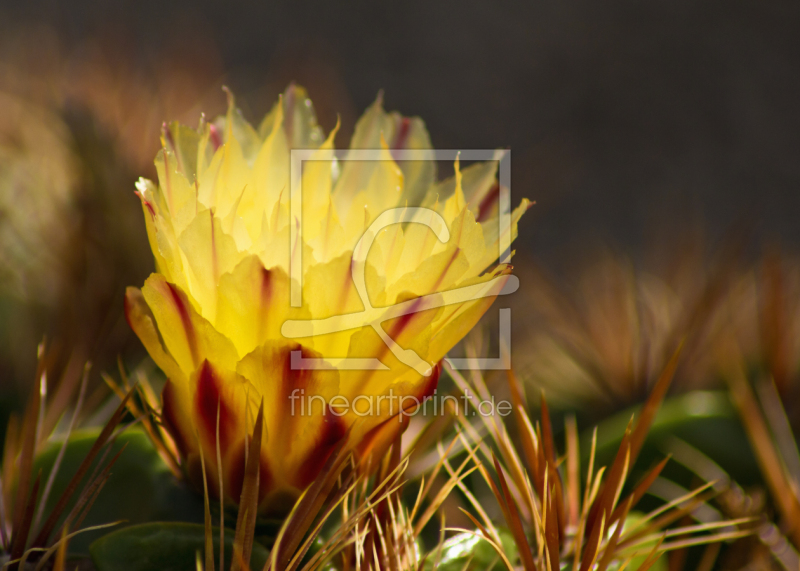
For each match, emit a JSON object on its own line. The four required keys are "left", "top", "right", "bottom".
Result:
{"left": 1, "top": 0, "right": 800, "bottom": 423}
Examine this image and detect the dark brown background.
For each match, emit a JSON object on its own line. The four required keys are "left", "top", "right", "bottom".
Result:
{"left": 4, "top": 0, "right": 800, "bottom": 264}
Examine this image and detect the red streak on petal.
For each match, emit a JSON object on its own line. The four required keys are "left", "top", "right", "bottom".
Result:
{"left": 161, "top": 379, "right": 190, "bottom": 458}
{"left": 194, "top": 360, "right": 233, "bottom": 450}
{"left": 391, "top": 117, "right": 412, "bottom": 160}
{"left": 280, "top": 343, "right": 312, "bottom": 406}
{"left": 166, "top": 282, "right": 199, "bottom": 366}
{"left": 476, "top": 182, "right": 500, "bottom": 223}
{"left": 162, "top": 122, "right": 174, "bottom": 147}
{"left": 208, "top": 124, "right": 222, "bottom": 151}
{"left": 386, "top": 296, "right": 425, "bottom": 342}
{"left": 336, "top": 258, "right": 356, "bottom": 310}
{"left": 360, "top": 296, "right": 427, "bottom": 375}
{"left": 135, "top": 190, "right": 156, "bottom": 219}
{"left": 258, "top": 267, "right": 274, "bottom": 340}
{"left": 294, "top": 407, "right": 346, "bottom": 488}
{"left": 433, "top": 247, "right": 462, "bottom": 291}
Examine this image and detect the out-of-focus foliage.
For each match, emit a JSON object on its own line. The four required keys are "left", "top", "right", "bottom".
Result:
{"left": 0, "top": 25, "right": 227, "bottom": 410}
{"left": 90, "top": 522, "right": 269, "bottom": 571}
{"left": 511, "top": 237, "right": 765, "bottom": 414}
{"left": 0, "top": 93, "right": 78, "bottom": 304}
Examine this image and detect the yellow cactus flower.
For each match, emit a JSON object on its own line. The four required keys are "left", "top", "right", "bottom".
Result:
{"left": 126, "top": 84, "right": 529, "bottom": 514}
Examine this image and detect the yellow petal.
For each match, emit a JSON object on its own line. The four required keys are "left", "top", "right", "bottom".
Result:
{"left": 141, "top": 274, "right": 239, "bottom": 377}
{"left": 235, "top": 341, "right": 343, "bottom": 489}
{"left": 177, "top": 208, "right": 245, "bottom": 320}
{"left": 215, "top": 255, "right": 307, "bottom": 356}
{"left": 124, "top": 286, "right": 185, "bottom": 384}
